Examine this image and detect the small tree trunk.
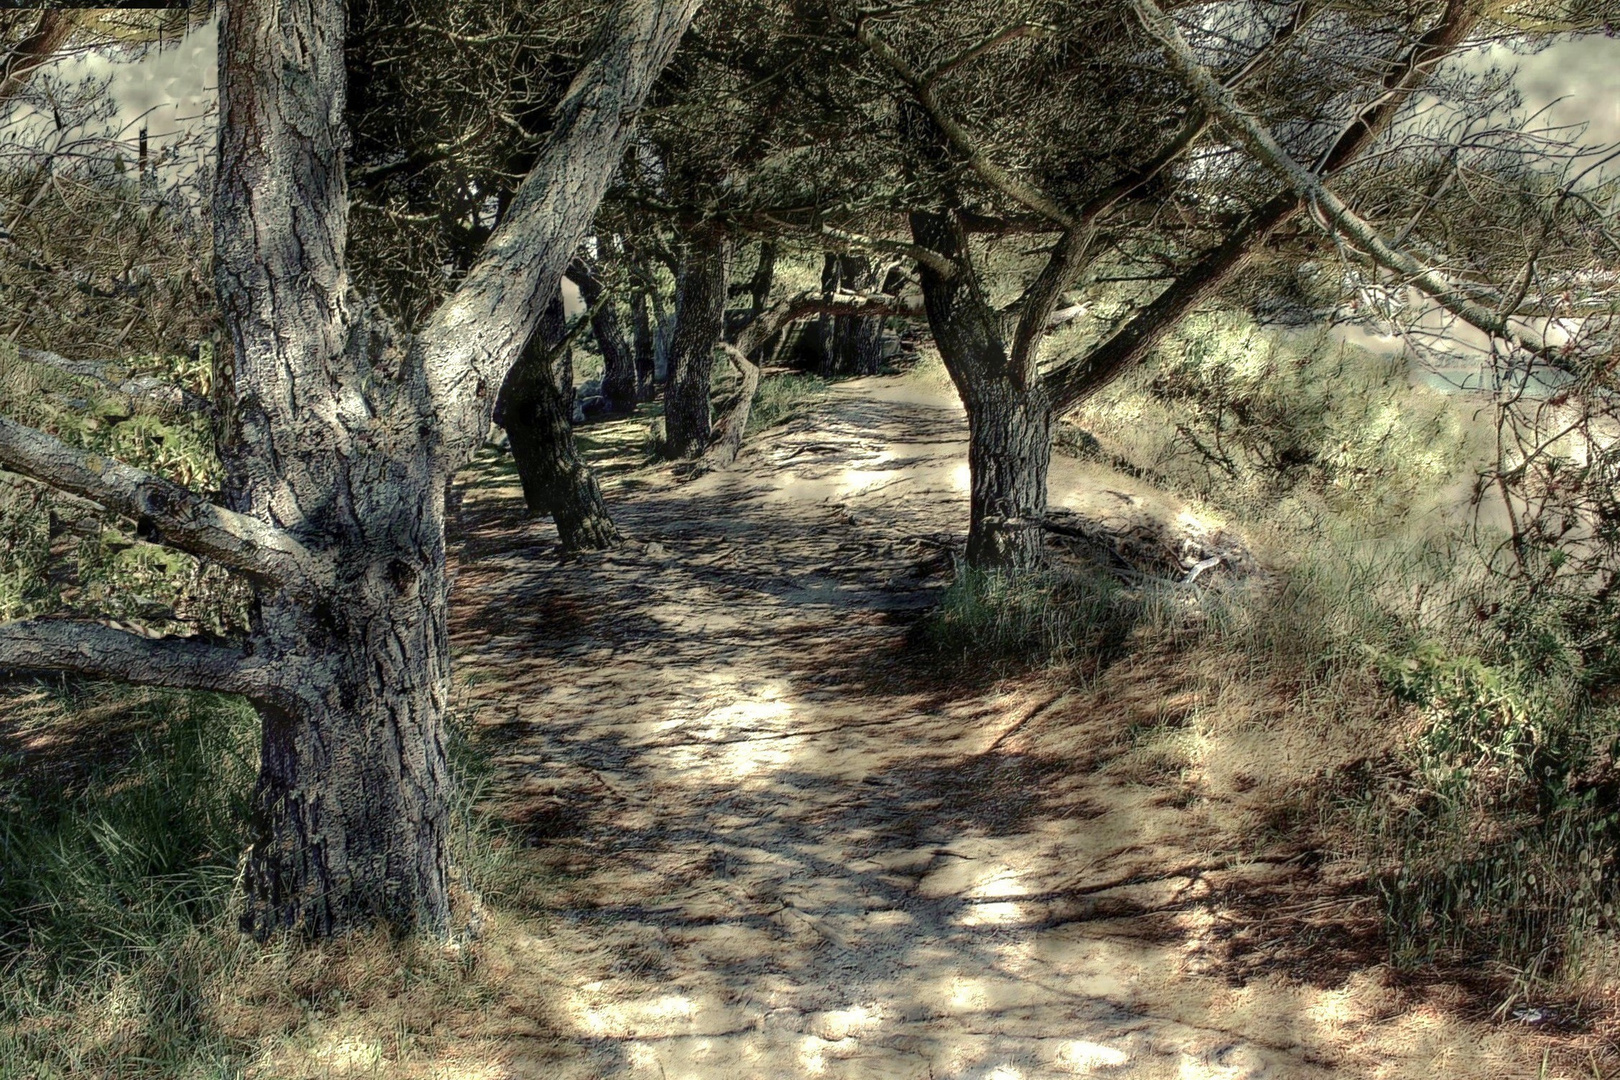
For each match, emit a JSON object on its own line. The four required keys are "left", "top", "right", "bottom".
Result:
{"left": 815, "top": 253, "right": 885, "bottom": 376}
{"left": 964, "top": 380, "right": 1052, "bottom": 569}
{"left": 630, "top": 286, "right": 657, "bottom": 401}
{"left": 664, "top": 228, "right": 730, "bottom": 459}
{"left": 571, "top": 257, "right": 636, "bottom": 414}
{"left": 495, "top": 296, "right": 620, "bottom": 550}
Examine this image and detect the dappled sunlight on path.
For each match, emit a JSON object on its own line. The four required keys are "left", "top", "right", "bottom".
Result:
{"left": 446, "top": 374, "right": 1557, "bottom": 1079}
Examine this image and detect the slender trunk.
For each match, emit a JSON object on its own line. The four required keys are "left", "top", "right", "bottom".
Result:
{"left": 663, "top": 228, "right": 730, "bottom": 459}
{"left": 571, "top": 257, "right": 636, "bottom": 414}
{"left": 964, "top": 380, "right": 1052, "bottom": 569}
{"left": 908, "top": 209, "right": 1050, "bottom": 569}
{"left": 630, "top": 286, "right": 657, "bottom": 400}
{"left": 495, "top": 295, "right": 620, "bottom": 550}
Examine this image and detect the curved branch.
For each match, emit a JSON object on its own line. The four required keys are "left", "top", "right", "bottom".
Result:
{"left": 1132, "top": 0, "right": 1561, "bottom": 367}
{"left": 0, "top": 415, "right": 332, "bottom": 594}
{"left": 858, "top": 22, "right": 1076, "bottom": 231}
{"left": 698, "top": 288, "right": 924, "bottom": 467}
{"left": 0, "top": 619, "right": 311, "bottom": 711}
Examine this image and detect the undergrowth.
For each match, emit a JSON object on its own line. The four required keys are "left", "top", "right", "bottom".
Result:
{"left": 746, "top": 372, "right": 831, "bottom": 435}
{"left": 953, "top": 310, "right": 1620, "bottom": 1007}
{"left": 0, "top": 682, "right": 522, "bottom": 1079}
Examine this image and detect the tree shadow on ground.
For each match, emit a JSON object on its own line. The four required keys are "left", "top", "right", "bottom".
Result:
{"left": 440, "top": 385, "right": 1566, "bottom": 1080}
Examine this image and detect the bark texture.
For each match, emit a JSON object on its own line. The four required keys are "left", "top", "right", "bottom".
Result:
{"left": 495, "top": 294, "right": 622, "bottom": 550}
{"left": 663, "top": 228, "right": 731, "bottom": 459}
{"left": 0, "top": 0, "right": 694, "bottom": 939}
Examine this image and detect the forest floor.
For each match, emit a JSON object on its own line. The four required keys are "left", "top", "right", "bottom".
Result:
{"left": 441, "top": 370, "right": 1586, "bottom": 1080}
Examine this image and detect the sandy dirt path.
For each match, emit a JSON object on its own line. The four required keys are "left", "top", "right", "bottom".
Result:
{"left": 446, "top": 375, "right": 1556, "bottom": 1080}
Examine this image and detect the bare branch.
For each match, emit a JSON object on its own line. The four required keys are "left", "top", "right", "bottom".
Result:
{"left": 925, "top": 23, "right": 1047, "bottom": 86}
{"left": 857, "top": 22, "right": 1077, "bottom": 231}
{"left": 0, "top": 415, "right": 332, "bottom": 593}
{"left": 0, "top": 619, "right": 312, "bottom": 710}
{"left": 1132, "top": 0, "right": 1563, "bottom": 367}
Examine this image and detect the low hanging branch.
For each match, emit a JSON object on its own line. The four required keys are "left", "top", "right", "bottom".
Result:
{"left": 1130, "top": 0, "right": 1562, "bottom": 367}
{"left": 0, "top": 619, "right": 312, "bottom": 711}
{"left": 699, "top": 288, "right": 924, "bottom": 468}
{"left": 0, "top": 415, "right": 333, "bottom": 595}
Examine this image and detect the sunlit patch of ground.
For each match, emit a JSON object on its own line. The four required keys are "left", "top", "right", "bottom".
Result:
{"left": 425, "top": 366, "right": 1592, "bottom": 1078}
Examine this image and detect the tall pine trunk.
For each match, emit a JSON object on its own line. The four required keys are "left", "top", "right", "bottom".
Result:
{"left": 495, "top": 295, "right": 620, "bottom": 550}
{"left": 663, "top": 228, "right": 730, "bottom": 459}
{"left": 630, "top": 287, "right": 657, "bottom": 400}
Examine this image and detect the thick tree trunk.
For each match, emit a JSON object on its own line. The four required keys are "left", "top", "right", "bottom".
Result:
{"left": 241, "top": 492, "right": 455, "bottom": 937}
{"left": 964, "top": 381, "right": 1052, "bottom": 569}
{"left": 571, "top": 257, "right": 636, "bottom": 413}
{"left": 495, "top": 295, "right": 621, "bottom": 550}
{"left": 630, "top": 286, "right": 657, "bottom": 400}
{"left": 663, "top": 228, "right": 730, "bottom": 459}
{"left": 0, "top": 0, "right": 696, "bottom": 942}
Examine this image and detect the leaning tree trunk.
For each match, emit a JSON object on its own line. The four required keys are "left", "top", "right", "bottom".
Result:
{"left": 571, "top": 256, "right": 636, "bottom": 413}
{"left": 663, "top": 228, "right": 731, "bottom": 459}
{"left": 495, "top": 294, "right": 620, "bottom": 550}
{"left": 909, "top": 209, "right": 1053, "bottom": 570}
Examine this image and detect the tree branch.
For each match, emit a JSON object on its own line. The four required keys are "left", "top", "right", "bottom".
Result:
{"left": 858, "top": 22, "right": 1077, "bottom": 231}
{"left": 1042, "top": 0, "right": 1481, "bottom": 414}
{"left": 418, "top": 0, "right": 701, "bottom": 470}
{"left": 0, "top": 619, "right": 312, "bottom": 711}
{"left": 1132, "top": 0, "right": 1562, "bottom": 366}
{"left": 697, "top": 287, "right": 924, "bottom": 468}
{"left": 0, "top": 415, "right": 332, "bottom": 594}
{"left": 0, "top": 11, "right": 79, "bottom": 106}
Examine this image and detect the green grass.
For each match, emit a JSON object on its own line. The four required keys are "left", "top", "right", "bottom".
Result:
{"left": 0, "top": 683, "right": 522, "bottom": 1078}
{"left": 744, "top": 372, "right": 831, "bottom": 435}
{"left": 0, "top": 685, "right": 257, "bottom": 1077}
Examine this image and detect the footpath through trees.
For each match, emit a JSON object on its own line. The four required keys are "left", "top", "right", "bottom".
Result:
{"left": 445, "top": 373, "right": 1564, "bottom": 1080}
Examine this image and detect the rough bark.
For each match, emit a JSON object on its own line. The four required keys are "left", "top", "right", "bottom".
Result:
{"left": 210, "top": 0, "right": 460, "bottom": 939}
{"left": 963, "top": 380, "right": 1052, "bottom": 569}
{"left": 495, "top": 294, "right": 622, "bottom": 550}
{"left": 663, "top": 227, "right": 731, "bottom": 459}
{"left": 571, "top": 256, "right": 637, "bottom": 413}
{"left": 0, "top": 0, "right": 694, "bottom": 940}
